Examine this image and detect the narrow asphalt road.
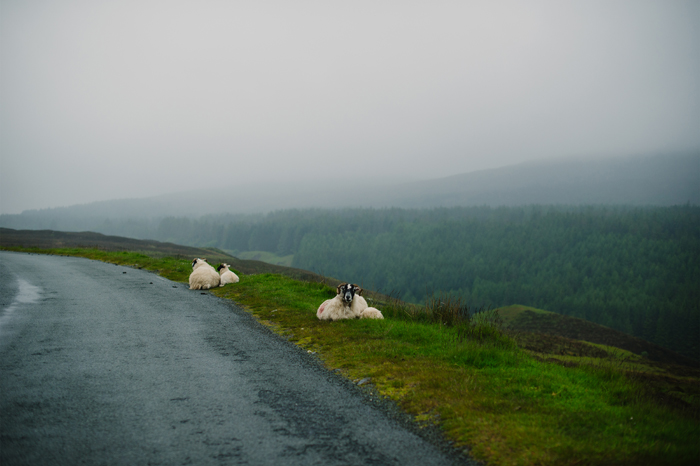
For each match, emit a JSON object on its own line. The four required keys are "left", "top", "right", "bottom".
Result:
{"left": 0, "top": 251, "right": 471, "bottom": 465}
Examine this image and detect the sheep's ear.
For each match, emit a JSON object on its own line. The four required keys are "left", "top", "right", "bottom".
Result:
{"left": 337, "top": 283, "right": 346, "bottom": 294}
{"left": 354, "top": 285, "right": 364, "bottom": 296}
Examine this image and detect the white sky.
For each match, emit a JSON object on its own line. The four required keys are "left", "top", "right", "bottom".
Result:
{"left": 1, "top": 0, "right": 699, "bottom": 214}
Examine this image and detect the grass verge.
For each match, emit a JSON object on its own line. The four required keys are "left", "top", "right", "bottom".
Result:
{"left": 4, "top": 246, "right": 699, "bottom": 466}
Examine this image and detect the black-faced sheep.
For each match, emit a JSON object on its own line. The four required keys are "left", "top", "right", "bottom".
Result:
{"left": 189, "top": 258, "right": 220, "bottom": 290}
{"left": 217, "top": 263, "right": 239, "bottom": 286}
{"left": 316, "top": 283, "right": 384, "bottom": 321}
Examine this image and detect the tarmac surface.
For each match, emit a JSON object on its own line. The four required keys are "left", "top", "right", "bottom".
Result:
{"left": 0, "top": 251, "right": 473, "bottom": 465}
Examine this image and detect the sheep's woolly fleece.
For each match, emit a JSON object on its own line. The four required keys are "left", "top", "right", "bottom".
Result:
{"left": 189, "top": 258, "right": 220, "bottom": 290}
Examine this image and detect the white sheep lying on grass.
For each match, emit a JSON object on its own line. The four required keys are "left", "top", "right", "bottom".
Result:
{"left": 189, "top": 258, "right": 220, "bottom": 290}
{"left": 217, "top": 263, "right": 239, "bottom": 286}
{"left": 317, "top": 283, "right": 383, "bottom": 321}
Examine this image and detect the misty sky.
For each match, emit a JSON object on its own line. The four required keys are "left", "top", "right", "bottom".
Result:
{"left": 1, "top": 0, "right": 699, "bottom": 215}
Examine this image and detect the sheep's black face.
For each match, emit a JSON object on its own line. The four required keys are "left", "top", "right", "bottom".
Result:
{"left": 341, "top": 283, "right": 356, "bottom": 303}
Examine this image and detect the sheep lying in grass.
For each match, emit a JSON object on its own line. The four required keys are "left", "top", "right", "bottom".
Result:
{"left": 189, "top": 258, "right": 220, "bottom": 290}
{"left": 317, "top": 283, "right": 384, "bottom": 321}
{"left": 217, "top": 263, "right": 239, "bottom": 286}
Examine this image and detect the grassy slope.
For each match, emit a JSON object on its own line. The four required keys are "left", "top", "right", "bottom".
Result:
{"left": 220, "top": 276, "right": 699, "bottom": 466}
{"left": 497, "top": 305, "right": 700, "bottom": 368}
{"left": 2, "top": 245, "right": 698, "bottom": 466}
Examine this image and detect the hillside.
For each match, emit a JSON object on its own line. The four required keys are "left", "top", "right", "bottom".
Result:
{"left": 498, "top": 305, "right": 699, "bottom": 368}
{"left": 2, "top": 227, "right": 696, "bottom": 369}
{"left": 5, "top": 202, "right": 697, "bottom": 361}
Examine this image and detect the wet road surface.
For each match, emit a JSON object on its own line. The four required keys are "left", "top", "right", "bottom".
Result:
{"left": 0, "top": 251, "right": 471, "bottom": 465}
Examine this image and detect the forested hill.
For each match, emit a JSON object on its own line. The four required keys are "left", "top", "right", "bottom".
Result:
{"left": 158, "top": 205, "right": 698, "bottom": 361}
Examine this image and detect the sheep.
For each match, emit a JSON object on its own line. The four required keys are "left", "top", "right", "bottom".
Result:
{"left": 360, "top": 306, "right": 383, "bottom": 319}
{"left": 217, "top": 263, "right": 239, "bottom": 286}
{"left": 189, "top": 258, "right": 220, "bottom": 290}
{"left": 317, "top": 283, "right": 384, "bottom": 321}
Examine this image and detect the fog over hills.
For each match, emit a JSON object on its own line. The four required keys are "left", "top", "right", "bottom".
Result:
{"left": 382, "top": 151, "right": 700, "bottom": 208}
{"left": 1, "top": 152, "right": 698, "bottom": 230}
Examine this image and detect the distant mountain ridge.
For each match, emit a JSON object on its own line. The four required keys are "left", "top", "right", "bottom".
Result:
{"left": 1, "top": 152, "right": 697, "bottom": 225}
{"left": 380, "top": 151, "right": 700, "bottom": 208}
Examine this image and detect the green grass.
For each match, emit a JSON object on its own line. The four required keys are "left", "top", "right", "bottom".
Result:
{"left": 214, "top": 275, "right": 698, "bottom": 465}
{"left": 497, "top": 304, "right": 554, "bottom": 322}
{"left": 4, "top": 246, "right": 699, "bottom": 466}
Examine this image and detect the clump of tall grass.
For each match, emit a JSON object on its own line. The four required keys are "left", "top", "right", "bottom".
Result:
{"left": 380, "top": 291, "right": 514, "bottom": 347}
{"left": 457, "top": 309, "right": 514, "bottom": 348}
{"left": 424, "top": 294, "right": 471, "bottom": 326}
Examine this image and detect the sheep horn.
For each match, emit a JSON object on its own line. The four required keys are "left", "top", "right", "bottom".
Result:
{"left": 337, "top": 283, "right": 347, "bottom": 295}
{"left": 354, "top": 285, "right": 363, "bottom": 296}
